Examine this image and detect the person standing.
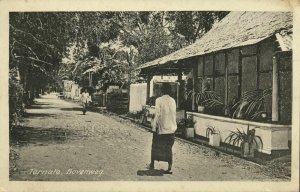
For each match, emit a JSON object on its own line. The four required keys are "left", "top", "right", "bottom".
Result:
{"left": 148, "top": 83, "right": 177, "bottom": 174}
{"left": 81, "top": 89, "right": 91, "bottom": 115}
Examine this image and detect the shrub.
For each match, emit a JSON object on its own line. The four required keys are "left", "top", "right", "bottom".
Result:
{"left": 9, "top": 75, "right": 25, "bottom": 128}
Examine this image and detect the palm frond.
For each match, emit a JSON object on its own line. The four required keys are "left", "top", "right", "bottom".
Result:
{"left": 233, "top": 88, "right": 271, "bottom": 120}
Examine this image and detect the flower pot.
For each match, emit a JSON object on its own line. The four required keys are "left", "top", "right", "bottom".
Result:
{"left": 185, "top": 128, "right": 195, "bottom": 138}
{"left": 147, "top": 115, "right": 152, "bottom": 122}
{"left": 241, "top": 142, "right": 255, "bottom": 158}
{"left": 249, "top": 143, "right": 256, "bottom": 157}
{"left": 197, "top": 105, "right": 205, "bottom": 113}
{"left": 209, "top": 133, "right": 220, "bottom": 147}
{"left": 241, "top": 142, "right": 249, "bottom": 157}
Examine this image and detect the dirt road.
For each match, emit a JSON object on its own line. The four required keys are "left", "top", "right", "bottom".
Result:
{"left": 9, "top": 94, "right": 286, "bottom": 181}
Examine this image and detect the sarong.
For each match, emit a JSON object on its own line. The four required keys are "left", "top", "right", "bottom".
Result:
{"left": 151, "top": 133, "right": 175, "bottom": 162}
{"left": 82, "top": 102, "right": 87, "bottom": 114}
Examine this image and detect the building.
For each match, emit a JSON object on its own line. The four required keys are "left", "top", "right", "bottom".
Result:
{"left": 138, "top": 12, "right": 293, "bottom": 155}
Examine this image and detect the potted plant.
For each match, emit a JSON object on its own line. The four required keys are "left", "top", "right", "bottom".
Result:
{"left": 195, "top": 78, "right": 210, "bottom": 113}
{"left": 147, "top": 96, "right": 157, "bottom": 107}
{"left": 206, "top": 126, "right": 221, "bottom": 147}
{"left": 184, "top": 115, "right": 196, "bottom": 138}
{"left": 186, "top": 89, "right": 217, "bottom": 113}
{"left": 225, "top": 125, "right": 263, "bottom": 158}
{"left": 185, "top": 77, "right": 208, "bottom": 113}
{"left": 232, "top": 88, "right": 272, "bottom": 121}
{"left": 176, "top": 119, "right": 185, "bottom": 135}
{"left": 197, "top": 91, "right": 224, "bottom": 115}
{"left": 186, "top": 78, "right": 223, "bottom": 114}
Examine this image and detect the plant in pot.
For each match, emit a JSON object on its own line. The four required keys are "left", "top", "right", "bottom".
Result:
{"left": 196, "top": 78, "right": 210, "bottom": 113}
{"left": 186, "top": 89, "right": 221, "bottom": 113}
{"left": 184, "top": 115, "right": 196, "bottom": 139}
{"left": 147, "top": 96, "right": 157, "bottom": 107}
{"left": 225, "top": 125, "right": 263, "bottom": 158}
{"left": 176, "top": 119, "right": 185, "bottom": 135}
{"left": 186, "top": 77, "right": 209, "bottom": 113}
{"left": 206, "top": 126, "right": 221, "bottom": 147}
{"left": 232, "top": 88, "right": 271, "bottom": 121}
{"left": 200, "top": 92, "right": 225, "bottom": 116}
{"left": 188, "top": 78, "right": 224, "bottom": 114}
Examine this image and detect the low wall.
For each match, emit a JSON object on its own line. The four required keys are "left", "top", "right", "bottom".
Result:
{"left": 142, "top": 105, "right": 185, "bottom": 123}
{"left": 187, "top": 112, "right": 291, "bottom": 155}
{"left": 129, "top": 83, "right": 147, "bottom": 112}
{"left": 106, "top": 92, "right": 129, "bottom": 114}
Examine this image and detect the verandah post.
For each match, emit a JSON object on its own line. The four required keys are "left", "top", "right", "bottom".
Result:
{"left": 272, "top": 55, "right": 279, "bottom": 121}
{"left": 146, "top": 75, "right": 152, "bottom": 103}
{"left": 224, "top": 52, "right": 229, "bottom": 116}
{"left": 177, "top": 70, "right": 183, "bottom": 108}
{"left": 192, "top": 66, "right": 196, "bottom": 111}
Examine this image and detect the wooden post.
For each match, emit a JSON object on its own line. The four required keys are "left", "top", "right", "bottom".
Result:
{"left": 224, "top": 52, "right": 229, "bottom": 116}
{"left": 212, "top": 54, "right": 215, "bottom": 90}
{"left": 146, "top": 75, "right": 152, "bottom": 103}
{"left": 238, "top": 48, "right": 242, "bottom": 98}
{"left": 272, "top": 55, "right": 279, "bottom": 121}
{"left": 191, "top": 67, "right": 196, "bottom": 111}
{"left": 177, "top": 70, "right": 183, "bottom": 108}
{"left": 91, "top": 72, "right": 93, "bottom": 86}
{"left": 89, "top": 72, "right": 93, "bottom": 86}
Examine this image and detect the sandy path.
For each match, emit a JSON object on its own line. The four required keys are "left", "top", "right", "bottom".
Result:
{"left": 9, "top": 94, "right": 284, "bottom": 181}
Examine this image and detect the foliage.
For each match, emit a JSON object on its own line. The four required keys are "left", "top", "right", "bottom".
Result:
{"left": 186, "top": 88, "right": 224, "bottom": 114}
{"left": 9, "top": 12, "right": 80, "bottom": 106}
{"left": 9, "top": 70, "right": 25, "bottom": 128}
{"left": 166, "top": 11, "right": 229, "bottom": 44}
{"left": 185, "top": 77, "right": 223, "bottom": 113}
{"left": 185, "top": 116, "right": 196, "bottom": 128}
{"left": 195, "top": 91, "right": 222, "bottom": 106}
{"left": 176, "top": 119, "right": 186, "bottom": 130}
{"left": 8, "top": 11, "right": 230, "bottom": 122}
{"left": 134, "top": 18, "right": 186, "bottom": 65}
{"left": 185, "top": 83, "right": 272, "bottom": 122}
{"left": 225, "top": 125, "right": 263, "bottom": 149}
{"left": 126, "top": 111, "right": 144, "bottom": 120}
{"left": 9, "top": 12, "right": 77, "bottom": 73}
{"left": 58, "top": 11, "right": 229, "bottom": 88}
{"left": 233, "top": 88, "right": 272, "bottom": 120}
{"left": 176, "top": 116, "right": 195, "bottom": 134}
{"left": 147, "top": 96, "right": 157, "bottom": 106}
{"left": 206, "top": 126, "right": 219, "bottom": 138}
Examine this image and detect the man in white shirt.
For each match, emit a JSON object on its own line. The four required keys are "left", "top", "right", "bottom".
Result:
{"left": 81, "top": 89, "right": 91, "bottom": 115}
{"left": 149, "top": 83, "right": 177, "bottom": 174}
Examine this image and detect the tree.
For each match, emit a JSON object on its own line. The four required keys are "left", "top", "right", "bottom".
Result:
{"left": 9, "top": 12, "right": 79, "bottom": 94}
{"left": 9, "top": 12, "right": 79, "bottom": 126}
{"left": 9, "top": 11, "right": 230, "bottom": 116}
{"left": 166, "top": 11, "right": 229, "bottom": 44}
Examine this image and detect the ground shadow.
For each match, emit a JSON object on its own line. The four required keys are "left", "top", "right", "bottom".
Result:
{"left": 23, "top": 113, "right": 56, "bottom": 118}
{"left": 9, "top": 126, "right": 81, "bottom": 147}
{"left": 60, "top": 107, "right": 83, "bottom": 112}
{"left": 137, "top": 169, "right": 164, "bottom": 176}
{"left": 31, "top": 102, "right": 50, "bottom": 106}
{"left": 26, "top": 102, "right": 52, "bottom": 109}
{"left": 27, "top": 105, "right": 55, "bottom": 109}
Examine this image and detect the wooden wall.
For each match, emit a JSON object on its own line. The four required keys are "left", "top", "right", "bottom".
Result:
{"left": 194, "top": 37, "right": 292, "bottom": 124}
{"left": 278, "top": 52, "right": 292, "bottom": 124}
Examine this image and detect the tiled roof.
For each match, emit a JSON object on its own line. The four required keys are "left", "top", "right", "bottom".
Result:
{"left": 139, "top": 11, "right": 293, "bottom": 69}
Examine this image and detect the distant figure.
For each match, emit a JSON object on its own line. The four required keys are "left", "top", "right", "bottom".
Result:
{"left": 81, "top": 89, "right": 91, "bottom": 115}
{"left": 148, "top": 83, "right": 177, "bottom": 174}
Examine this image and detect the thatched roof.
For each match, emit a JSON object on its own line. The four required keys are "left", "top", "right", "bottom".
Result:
{"left": 275, "top": 30, "right": 293, "bottom": 51}
{"left": 139, "top": 11, "right": 293, "bottom": 70}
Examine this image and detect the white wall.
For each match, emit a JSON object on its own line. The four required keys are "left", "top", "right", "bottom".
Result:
{"left": 188, "top": 112, "right": 291, "bottom": 155}
{"left": 129, "top": 83, "right": 147, "bottom": 112}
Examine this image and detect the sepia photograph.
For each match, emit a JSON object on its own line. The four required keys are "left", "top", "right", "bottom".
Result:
{"left": 1, "top": 0, "right": 299, "bottom": 191}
